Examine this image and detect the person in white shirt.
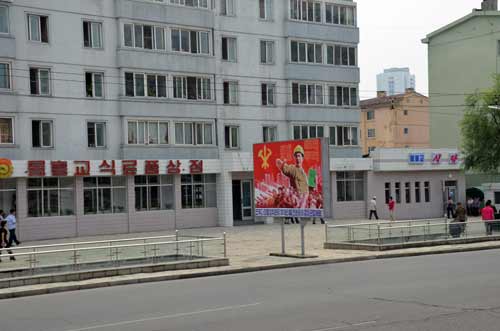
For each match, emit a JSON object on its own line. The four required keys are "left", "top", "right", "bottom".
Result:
{"left": 6, "top": 209, "right": 20, "bottom": 246}
{"left": 369, "top": 196, "right": 379, "bottom": 220}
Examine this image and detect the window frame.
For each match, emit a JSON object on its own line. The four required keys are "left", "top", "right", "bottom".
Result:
{"left": 85, "top": 71, "right": 104, "bottom": 98}
{"left": 170, "top": 28, "right": 210, "bottom": 55}
{"left": 181, "top": 174, "right": 217, "bottom": 209}
{"left": 261, "top": 82, "right": 276, "bottom": 106}
{"left": 0, "top": 117, "right": 14, "bottom": 145}
{"left": 291, "top": 82, "right": 324, "bottom": 105}
{"left": 262, "top": 126, "right": 277, "bottom": 142}
{"left": 135, "top": 175, "right": 174, "bottom": 211}
{"left": 260, "top": 40, "right": 275, "bottom": 64}
{"left": 127, "top": 119, "right": 169, "bottom": 145}
{"left": 0, "top": 5, "right": 9, "bottom": 34}
{"left": 335, "top": 126, "right": 358, "bottom": 146}
{"left": 290, "top": 40, "right": 323, "bottom": 64}
{"left": 31, "top": 119, "right": 53, "bottom": 148}
{"left": 27, "top": 13, "right": 49, "bottom": 43}
{"left": 366, "top": 110, "right": 375, "bottom": 120}
{"left": 220, "top": 0, "right": 235, "bottom": 16}
{"left": 169, "top": 0, "right": 210, "bottom": 9}
{"left": 224, "top": 125, "right": 240, "bottom": 149}
{"left": 325, "top": 4, "right": 356, "bottom": 26}
{"left": 27, "top": 178, "right": 75, "bottom": 217}
{"left": 0, "top": 62, "right": 11, "bottom": 90}
{"left": 29, "top": 67, "right": 51, "bottom": 96}
{"left": 293, "top": 125, "right": 324, "bottom": 140}
{"left": 124, "top": 72, "right": 168, "bottom": 98}
{"left": 83, "top": 177, "right": 127, "bottom": 214}
{"left": 259, "top": 0, "right": 272, "bottom": 20}
{"left": 87, "top": 121, "right": 107, "bottom": 148}
{"left": 336, "top": 171, "right": 364, "bottom": 202}
{"left": 221, "top": 36, "right": 237, "bottom": 62}
{"left": 289, "top": 0, "right": 322, "bottom": 23}
{"left": 123, "top": 22, "right": 167, "bottom": 51}
{"left": 223, "top": 81, "right": 238, "bottom": 105}
{"left": 172, "top": 75, "right": 212, "bottom": 100}
{"left": 174, "top": 121, "right": 213, "bottom": 145}
{"left": 367, "top": 128, "right": 376, "bottom": 139}
{"left": 83, "top": 20, "right": 103, "bottom": 49}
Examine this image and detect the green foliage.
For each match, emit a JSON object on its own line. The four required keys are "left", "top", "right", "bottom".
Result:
{"left": 461, "top": 75, "right": 500, "bottom": 172}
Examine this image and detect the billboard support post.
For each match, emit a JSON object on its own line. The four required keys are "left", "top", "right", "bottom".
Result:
{"left": 281, "top": 218, "right": 286, "bottom": 255}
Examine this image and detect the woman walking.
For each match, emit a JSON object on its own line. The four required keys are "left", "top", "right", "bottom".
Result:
{"left": 0, "top": 220, "right": 14, "bottom": 261}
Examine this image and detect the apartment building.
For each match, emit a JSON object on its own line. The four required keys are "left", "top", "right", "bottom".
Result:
{"left": 0, "top": 0, "right": 365, "bottom": 240}
{"left": 360, "top": 89, "right": 430, "bottom": 155}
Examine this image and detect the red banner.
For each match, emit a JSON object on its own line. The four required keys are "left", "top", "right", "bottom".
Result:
{"left": 253, "top": 139, "right": 324, "bottom": 218}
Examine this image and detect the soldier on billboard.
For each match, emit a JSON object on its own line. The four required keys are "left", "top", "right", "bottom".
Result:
{"left": 275, "top": 145, "right": 309, "bottom": 195}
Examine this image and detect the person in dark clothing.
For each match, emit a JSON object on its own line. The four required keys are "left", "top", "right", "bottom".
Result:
{"left": 0, "top": 220, "right": 14, "bottom": 261}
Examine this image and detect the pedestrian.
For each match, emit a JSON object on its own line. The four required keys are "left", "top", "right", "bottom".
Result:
{"left": 6, "top": 209, "right": 20, "bottom": 247}
{"left": 454, "top": 202, "right": 467, "bottom": 234}
{"left": 388, "top": 196, "right": 395, "bottom": 222}
{"left": 446, "top": 197, "right": 455, "bottom": 219}
{"left": 481, "top": 200, "right": 495, "bottom": 235}
{"left": 466, "top": 198, "right": 473, "bottom": 216}
{"left": 0, "top": 220, "right": 14, "bottom": 261}
{"left": 369, "top": 196, "right": 379, "bottom": 220}
{"left": 312, "top": 217, "right": 324, "bottom": 224}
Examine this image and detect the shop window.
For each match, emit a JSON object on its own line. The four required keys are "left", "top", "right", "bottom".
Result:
{"left": 181, "top": 174, "right": 217, "bottom": 209}
{"left": 424, "top": 181, "right": 430, "bottom": 203}
{"left": 405, "top": 182, "right": 411, "bottom": 203}
{"left": 415, "top": 182, "right": 421, "bottom": 203}
{"left": 27, "top": 178, "right": 75, "bottom": 217}
{"left": 395, "top": 182, "right": 401, "bottom": 203}
{"left": 84, "top": 177, "right": 126, "bottom": 214}
{"left": 135, "top": 175, "right": 174, "bottom": 211}
{"left": 0, "top": 179, "right": 16, "bottom": 214}
{"left": 336, "top": 172, "right": 364, "bottom": 202}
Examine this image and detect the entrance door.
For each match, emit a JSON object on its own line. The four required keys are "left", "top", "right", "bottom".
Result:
{"left": 241, "top": 180, "right": 253, "bottom": 220}
{"left": 444, "top": 181, "right": 458, "bottom": 202}
{"left": 232, "top": 180, "right": 242, "bottom": 221}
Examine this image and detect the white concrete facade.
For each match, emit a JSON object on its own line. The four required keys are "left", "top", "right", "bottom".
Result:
{"left": 376, "top": 67, "right": 416, "bottom": 96}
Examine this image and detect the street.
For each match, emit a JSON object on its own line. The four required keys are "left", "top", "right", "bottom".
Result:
{"left": 1, "top": 250, "right": 500, "bottom": 331}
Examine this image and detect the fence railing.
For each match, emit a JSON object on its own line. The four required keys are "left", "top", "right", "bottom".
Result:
{"left": 0, "top": 231, "right": 227, "bottom": 271}
{"left": 326, "top": 219, "right": 500, "bottom": 245}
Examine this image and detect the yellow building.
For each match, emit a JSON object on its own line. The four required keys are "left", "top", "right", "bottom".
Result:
{"left": 360, "top": 89, "right": 430, "bottom": 155}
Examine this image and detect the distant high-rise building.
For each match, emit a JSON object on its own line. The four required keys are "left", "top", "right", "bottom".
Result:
{"left": 376, "top": 68, "right": 416, "bottom": 96}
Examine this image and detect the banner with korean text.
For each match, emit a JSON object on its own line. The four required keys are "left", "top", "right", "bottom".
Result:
{"left": 253, "top": 138, "right": 330, "bottom": 218}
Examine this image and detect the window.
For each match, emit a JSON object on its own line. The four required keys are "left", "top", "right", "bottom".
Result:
{"left": 170, "top": 28, "right": 209, "bottom": 54}
{"left": 326, "top": 45, "right": 356, "bottom": 66}
{"left": 175, "top": 122, "right": 213, "bottom": 145}
{"left": 325, "top": 4, "right": 355, "bottom": 26}
{"left": 223, "top": 81, "right": 238, "bottom": 105}
{"left": 260, "top": 40, "right": 274, "bottom": 64}
{"left": 87, "top": 122, "right": 106, "bottom": 148}
{"left": 85, "top": 72, "right": 104, "bottom": 98}
{"left": 0, "top": 6, "right": 8, "bottom": 33}
{"left": 123, "top": 23, "right": 166, "bottom": 50}
{"left": 27, "top": 178, "right": 74, "bottom": 217}
{"left": 222, "top": 37, "right": 237, "bottom": 61}
{"left": 405, "top": 182, "right": 411, "bottom": 203}
{"left": 404, "top": 128, "right": 409, "bottom": 135}
{"left": 424, "top": 181, "right": 430, "bottom": 203}
{"left": 135, "top": 175, "right": 174, "bottom": 211}
{"left": 0, "top": 118, "right": 13, "bottom": 144}
{"left": 170, "top": 0, "right": 209, "bottom": 8}
{"left": 333, "top": 86, "right": 357, "bottom": 106}
{"left": 291, "top": 83, "right": 323, "bottom": 105}
{"left": 403, "top": 109, "right": 408, "bottom": 116}
{"left": 124, "top": 72, "right": 167, "bottom": 98}
{"left": 27, "top": 14, "right": 49, "bottom": 43}
{"left": 224, "top": 125, "right": 239, "bottom": 149}
{"left": 29, "top": 68, "right": 51, "bottom": 95}
{"left": 368, "top": 146, "right": 376, "bottom": 152}
{"left": 173, "top": 76, "right": 211, "bottom": 100}
{"left": 259, "top": 0, "right": 272, "bottom": 20}
{"left": 263, "top": 126, "right": 277, "bottom": 142}
{"left": 32, "top": 120, "right": 53, "bottom": 148}
{"left": 395, "top": 182, "right": 401, "bottom": 203}
{"left": 290, "top": 41, "right": 322, "bottom": 64}
{"left": 181, "top": 174, "right": 216, "bottom": 209}
{"left": 0, "top": 63, "right": 10, "bottom": 90}
{"left": 367, "top": 128, "right": 375, "bottom": 139}
{"left": 329, "top": 126, "right": 336, "bottom": 145}
{"left": 385, "top": 182, "right": 391, "bottom": 203}
{"left": 84, "top": 177, "right": 126, "bottom": 214}
{"left": 337, "top": 172, "right": 364, "bottom": 202}
{"left": 261, "top": 83, "right": 276, "bottom": 106}
{"left": 415, "top": 182, "right": 421, "bottom": 203}
{"left": 290, "top": 0, "right": 321, "bottom": 23}
{"left": 495, "top": 192, "right": 500, "bottom": 205}
{"left": 83, "top": 21, "right": 103, "bottom": 48}
{"left": 366, "top": 111, "right": 374, "bottom": 120}
{"left": 0, "top": 179, "right": 15, "bottom": 213}
{"left": 127, "top": 120, "right": 169, "bottom": 145}
{"left": 336, "top": 126, "right": 358, "bottom": 146}
{"left": 293, "top": 125, "right": 324, "bottom": 139}
{"left": 220, "top": 0, "right": 235, "bottom": 15}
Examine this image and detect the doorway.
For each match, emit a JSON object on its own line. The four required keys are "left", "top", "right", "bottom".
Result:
{"left": 232, "top": 180, "right": 254, "bottom": 224}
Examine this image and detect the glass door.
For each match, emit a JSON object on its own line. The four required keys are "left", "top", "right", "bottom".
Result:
{"left": 241, "top": 180, "right": 253, "bottom": 220}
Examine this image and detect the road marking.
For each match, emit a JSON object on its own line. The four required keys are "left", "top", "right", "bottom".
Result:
{"left": 310, "top": 320, "right": 377, "bottom": 331}
{"left": 60, "top": 302, "right": 261, "bottom": 331}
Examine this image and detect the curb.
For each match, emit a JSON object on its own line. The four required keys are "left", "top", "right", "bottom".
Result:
{"left": 1, "top": 243, "right": 500, "bottom": 300}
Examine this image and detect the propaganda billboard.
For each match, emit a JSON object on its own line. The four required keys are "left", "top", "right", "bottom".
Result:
{"left": 253, "top": 138, "right": 330, "bottom": 218}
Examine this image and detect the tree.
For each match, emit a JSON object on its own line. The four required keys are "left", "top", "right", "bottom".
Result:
{"left": 461, "top": 75, "right": 500, "bottom": 172}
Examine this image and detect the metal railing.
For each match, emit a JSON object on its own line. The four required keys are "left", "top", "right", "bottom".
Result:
{"left": 326, "top": 219, "right": 500, "bottom": 246}
{"left": 0, "top": 231, "right": 227, "bottom": 271}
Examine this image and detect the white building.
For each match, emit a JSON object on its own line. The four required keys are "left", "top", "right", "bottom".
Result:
{"left": 376, "top": 67, "right": 416, "bottom": 96}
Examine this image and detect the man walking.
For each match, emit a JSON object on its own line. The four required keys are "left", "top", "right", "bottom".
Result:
{"left": 481, "top": 200, "right": 495, "bottom": 235}
{"left": 388, "top": 196, "right": 396, "bottom": 222}
{"left": 369, "top": 196, "right": 379, "bottom": 220}
{"left": 6, "top": 209, "right": 20, "bottom": 246}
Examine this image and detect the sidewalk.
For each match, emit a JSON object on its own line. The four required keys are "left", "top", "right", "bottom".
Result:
{"left": 1, "top": 218, "right": 499, "bottom": 299}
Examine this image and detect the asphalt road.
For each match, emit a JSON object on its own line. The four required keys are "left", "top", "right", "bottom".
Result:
{"left": 2, "top": 250, "right": 500, "bottom": 331}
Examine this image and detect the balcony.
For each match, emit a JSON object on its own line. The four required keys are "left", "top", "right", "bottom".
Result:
{"left": 286, "top": 20, "right": 359, "bottom": 44}
{"left": 286, "top": 63, "right": 359, "bottom": 83}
